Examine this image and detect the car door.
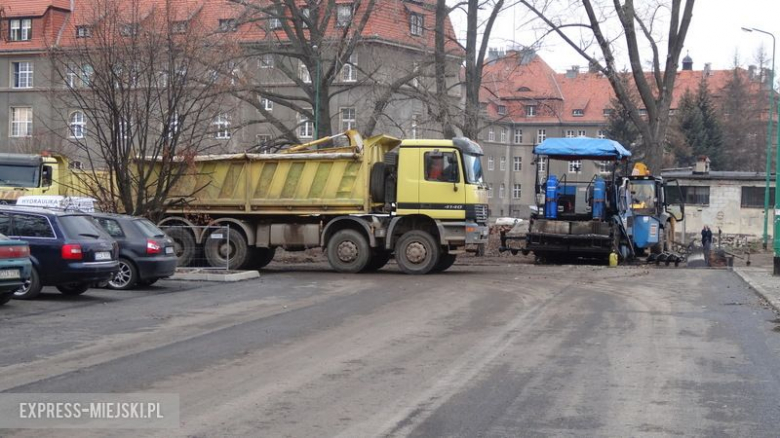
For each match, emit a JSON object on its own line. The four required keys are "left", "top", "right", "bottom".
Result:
{"left": 9, "top": 213, "right": 58, "bottom": 281}
{"left": 95, "top": 217, "right": 129, "bottom": 256}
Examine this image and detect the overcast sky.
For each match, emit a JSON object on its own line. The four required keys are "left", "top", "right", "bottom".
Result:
{"left": 451, "top": 1, "right": 780, "bottom": 73}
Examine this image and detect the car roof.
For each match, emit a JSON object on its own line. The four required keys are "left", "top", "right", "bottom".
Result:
{"left": 0, "top": 205, "right": 91, "bottom": 216}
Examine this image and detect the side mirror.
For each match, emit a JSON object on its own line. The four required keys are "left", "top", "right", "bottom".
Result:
{"left": 42, "top": 165, "right": 53, "bottom": 187}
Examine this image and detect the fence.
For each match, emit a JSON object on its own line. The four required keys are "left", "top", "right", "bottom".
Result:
{"left": 159, "top": 225, "right": 232, "bottom": 271}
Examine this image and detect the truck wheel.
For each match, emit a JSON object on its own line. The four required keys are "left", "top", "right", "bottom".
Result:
{"left": 204, "top": 228, "right": 250, "bottom": 270}
{"left": 249, "top": 247, "right": 276, "bottom": 270}
{"left": 166, "top": 227, "right": 197, "bottom": 267}
{"left": 327, "top": 229, "right": 370, "bottom": 273}
{"left": 395, "top": 230, "right": 440, "bottom": 275}
{"left": 432, "top": 253, "right": 457, "bottom": 273}
{"left": 13, "top": 266, "right": 42, "bottom": 300}
{"left": 370, "top": 163, "right": 387, "bottom": 202}
{"left": 362, "top": 251, "right": 391, "bottom": 272}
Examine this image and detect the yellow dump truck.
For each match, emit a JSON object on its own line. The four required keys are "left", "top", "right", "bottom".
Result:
{"left": 155, "top": 131, "right": 489, "bottom": 274}
{"left": 0, "top": 153, "right": 97, "bottom": 203}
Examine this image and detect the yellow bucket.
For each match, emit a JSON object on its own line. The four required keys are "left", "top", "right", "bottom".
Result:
{"left": 609, "top": 252, "right": 619, "bottom": 267}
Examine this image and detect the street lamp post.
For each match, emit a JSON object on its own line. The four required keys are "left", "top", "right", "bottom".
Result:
{"left": 742, "top": 27, "right": 775, "bottom": 250}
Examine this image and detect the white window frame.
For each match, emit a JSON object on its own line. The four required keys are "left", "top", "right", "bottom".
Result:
{"left": 12, "top": 61, "right": 33, "bottom": 89}
{"left": 499, "top": 156, "right": 506, "bottom": 171}
{"left": 514, "top": 128, "right": 522, "bottom": 144}
{"left": 341, "top": 53, "right": 357, "bottom": 82}
{"left": 488, "top": 127, "right": 495, "bottom": 142}
{"left": 167, "top": 112, "right": 180, "bottom": 139}
{"left": 500, "top": 128, "right": 507, "bottom": 143}
{"left": 488, "top": 183, "right": 493, "bottom": 198}
{"left": 69, "top": 111, "right": 86, "bottom": 139}
{"left": 513, "top": 156, "right": 522, "bottom": 172}
{"left": 260, "top": 54, "right": 274, "bottom": 68}
{"left": 268, "top": 8, "right": 282, "bottom": 30}
{"left": 260, "top": 97, "right": 273, "bottom": 111}
{"left": 565, "top": 130, "right": 575, "bottom": 138}
{"left": 499, "top": 183, "right": 505, "bottom": 199}
{"left": 9, "top": 19, "right": 32, "bottom": 41}
{"left": 497, "top": 105, "right": 507, "bottom": 115}
{"left": 578, "top": 130, "right": 586, "bottom": 137}
{"left": 10, "top": 107, "right": 33, "bottom": 138}
{"left": 568, "top": 160, "right": 582, "bottom": 174}
{"left": 410, "top": 13, "right": 424, "bottom": 36}
{"left": 299, "top": 62, "right": 311, "bottom": 83}
{"left": 513, "top": 184, "right": 521, "bottom": 199}
{"left": 76, "top": 25, "right": 92, "bottom": 38}
{"left": 598, "top": 129, "right": 606, "bottom": 139}
{"left": 411, "top": 114, "right": 418, "bottom": 139}
{"left": 572, "top": 109, "right": 584, "bottom": 117}
{"left": 298, "top": 111, "right": 313, "bottom": 138}
{"left": 336, "top": 4, "right": 353, "bottom": 28}
{"left": 526, "top": 105, "right": 537, "bottom": 117}
{"left": 536, "top": 129, "right": 546, "bottom": 144}
{"left": 341, "top": 107, "right": 356, "bottom": 131}
{"left": 214, "top": 113, "right": 231, "bottom": 139}
{"left": 487, "top": 156, "right": 494, "bottom": 171}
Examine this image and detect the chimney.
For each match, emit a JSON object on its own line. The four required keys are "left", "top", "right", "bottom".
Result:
{"left": 693, "top": 156, "right": 711, "bottom": 174}
{"left": 518, "top": 48, "right": 536, "bottom": 65}
{"left": 682, "top": 52, "right": 693, "bottom": 71}
{"left": 565, "top": 66, "right": 579, "bottom": 78}
{"left": 762, "top": 67, "right": 772, "bottom": 83}
{"left": 704, "top": 63, "right": 711, "bottom": 77}
{"left": 588, "top": 58, "right": 599, "bottom": 73}
{"left": 488, "top": 48, "right": 500, "bottom": 61}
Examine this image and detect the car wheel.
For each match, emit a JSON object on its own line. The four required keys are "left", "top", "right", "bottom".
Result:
{"left": 395, "top": 230, "right": 440, "bottom": 275}
{"left": 107, "top": 258, "right": 138, "bottom": 290}
{"left": 14, "top": 266, "right": 42, "bottom": 300}
{"left": 57, "top": 283, "right": 90, "bottom": 296}
{"left": 327, "top": 229, "right": 370, "bottom": 273}
{"left": 0, "top": 294, "right": 11, "bottom": 306}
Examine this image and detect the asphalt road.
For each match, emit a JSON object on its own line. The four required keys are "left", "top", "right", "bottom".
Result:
{"left": 2, "top": 260, "right": 780, "bottom": 437}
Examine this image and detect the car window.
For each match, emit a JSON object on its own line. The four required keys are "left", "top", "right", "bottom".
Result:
{"left": 0, "top": 213, "right": 11, "bottom": 235}
{"left": 58, "top": 215, "right": 105, "bottom": 239}
{"left": 96, "top": 218, "right": 125, "bottom": 238}
{"left": 135, "top": 219, "right": 165, "bottom": 238}
{"left": 13, "top": 214, "right": 55, "bottom": 238}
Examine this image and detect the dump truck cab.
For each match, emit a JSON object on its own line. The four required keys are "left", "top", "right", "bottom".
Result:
{"left": 0, "top": 153, "right": 55, "bottom": 203}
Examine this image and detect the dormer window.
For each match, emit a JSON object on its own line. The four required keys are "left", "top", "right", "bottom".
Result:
{"left": 120, "top": 23, "right": 139, "bottom": 36}
{"left": 517, "top": 86, "right": 531, "bottom": 92}
{"left": 602, "top": 108, "right": 613, "bottom": 117}
{"left": 218, "top": 19, "right": 238, "bottom": 32}
{"left": 525, "top": 105, "right": 537, "bottom": 117}
{"left": 410, "top": 13, "right": 424, "bottom": 36}
{"left": 76, "top": 25, "right": 92, "bottom": 38}
{"left": 9, "top": 18, "right": 32, "bottom": 41}
{"left": 172, "top": 21, "right": 188, "bottom": 34}
{"left": 497, "top": 105, "right": 507, "bottom": 115}
{"left": 638, "top": 108, "right": 647, "bottom": 116}
{"left": 572, "top": 109, "right": 584, "bottom": 117}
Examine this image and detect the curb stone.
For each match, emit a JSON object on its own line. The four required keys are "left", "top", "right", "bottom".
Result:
{"left": 170, "top": 270, "right": 260, "bottom": 282}
{"left": 734, "top": 268, "right": 780, "bottom": 313}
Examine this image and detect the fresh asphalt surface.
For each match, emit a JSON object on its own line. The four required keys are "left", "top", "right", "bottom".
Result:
{"left": 2, "top": 260, "right": 780, "bottom": 437}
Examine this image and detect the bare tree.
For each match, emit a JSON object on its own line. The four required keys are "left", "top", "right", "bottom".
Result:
{"left": 46, "top": 0, "right": 235, "bottom": 217}
{"left": 518, "top": 0, "right": 695, "bottom": 171}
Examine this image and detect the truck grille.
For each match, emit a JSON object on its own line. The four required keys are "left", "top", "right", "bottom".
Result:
{"left": 466, "top": 204, "right": 488, "bottom": 224}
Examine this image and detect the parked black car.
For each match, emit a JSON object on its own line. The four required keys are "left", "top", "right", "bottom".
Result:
{"left": 92, "top": 213, "right": 177, "bottom": 290}
{"left": 0, "top": 234, "right": 32, "bottom": 306}
{"left": 0, "top": 206, "right": 119, "bottom": 299}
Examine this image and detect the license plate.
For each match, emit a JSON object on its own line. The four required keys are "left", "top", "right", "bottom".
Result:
{"left": 95, "top": 251, "right": 112, "bottom": 261}
{"left": 210, "top": 233, "right": 224, "bottom": 239}
{"left": 165, "top": 247, "right": 174, "bottom": 255}
{"left": 0, "top": 269, "right": 19, "bottom": 279}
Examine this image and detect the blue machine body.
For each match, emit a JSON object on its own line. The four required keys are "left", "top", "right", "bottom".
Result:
{"left": 545, "top": 175, "right": 558, "bottom": 218}
{"left": 631, "top": 215, "right": 660, "bottom": 249}
{"left": 592, "top": 176, "right": 606, "bottom": 219}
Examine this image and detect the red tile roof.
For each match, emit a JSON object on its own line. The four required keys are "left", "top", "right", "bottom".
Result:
{"left": 2, "top": 0, "right": 70, "bottom": 18}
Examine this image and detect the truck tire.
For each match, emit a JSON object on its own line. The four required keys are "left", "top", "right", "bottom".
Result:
{"left": 432, "top": 253, "right": 457, "bottom": 273}
{"left": 395, "top": 230, "right": 440, "bottom": 275}
{"left": 327, "top": 229, "right": 370, "bottom": 273}
{"left": 249, "top": 247, "right": 276, "bottom": 270}
{"left": 362, "top": 251, "right": 391, "bottom": 272}
{"left": 204, "top": 228, "right": 250, "bottom": 270}
{"left": 370, "top": 163, "right": 387, "bottom": 202}
{"left": 166, "top": 227, "right": 197, "bottom": 267}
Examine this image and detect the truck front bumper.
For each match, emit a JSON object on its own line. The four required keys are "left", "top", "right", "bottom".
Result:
{"left": 438, "top": 221, "right": 489, "bottom": 246}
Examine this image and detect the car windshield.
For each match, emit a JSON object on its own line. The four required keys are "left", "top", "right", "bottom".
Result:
{"left": 135, "top": 219, "right": 166, "bottom": 238}
{"left": 463, "top": 153, "right": 484, "bottom": 184}
{"left": 630, "top": 180, "right": 657, "bottom": 214}
{"left": 59, "top": 215, "right": 105, "bottom": 239}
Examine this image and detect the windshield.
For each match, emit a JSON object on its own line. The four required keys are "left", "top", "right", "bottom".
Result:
{"left": 463, "top": 154, "right": 484, "bottom": 184}
{"left": 0, "top": 165, "right": 40, "bottom": 188}
{"left": 630, "top": 180, "right": 657, "bottom": 214}
{"left": 135, "top": 219, "right": 166, "bottom": 238}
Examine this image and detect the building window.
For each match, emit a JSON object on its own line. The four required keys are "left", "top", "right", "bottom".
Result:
{"left": 680, "top": 186, "right": 710, "bottom": 206}
{"left": 214, "top": 114, "right": 231, "bottom": 139}
{"left": 597, "top": 161, "right": 610, "bottom": 173}
{"left": 9, "top": 19, "right": 32, "bottom": 41}
{"left": 256, "top": 134, "right": 272, "bottom": 151}
{"left": 260, "top": 97, "right": 273, "bottom": 111}
{"left": 298, "top": 111, "right": 314, "bottom": 138}
{"left": 497, "top": 105, "right": 507, "bottom": 115}
{"left": 499, "top": 183, "right": 505, "bottom": 199}
{"left": 488, "top": 128, "right": 495, "bottom": 142}
{"left": 568, "top": 160, "right": 582, "bottom": 173}
{"left": 513, "top": 156, "right": 522, "bottom": 171}
{"left": 572, "top": 109, "right": 584, "bottom": 117}
{"left": 167, "top": 113, "right": 180, "bottom": 138}
{"left": 499, "top": 156, "right": 506, "bottom": 171}
{"left": 525, "top": 105, "right": 537, "bottom": 117}
{"left": 598, "top": 129, "right": 606, "bottom": 139}
{"left": 299, "top": 63, "right": 311, "bottom": 83}
{"left": 410, "top": 13, "right": 424, "bottom": 36}
{"left": 10, "top": 107, "right": 33, "bottom": 137}
{"left": 120, "top": 23, "right": 139, "bottom": 36}
{"left": 603, "top": 108, "right": 613, "bottom": 117}
{"left": 513, "top": 184, "right": 521, "bottom": 199}
{"left": 411, "top": 114, "right": 418, "bottom": 139}
{"left": 337, "top": 4, "right": 353, "bottom": 28}
{"left": 300, "top": 8, "right": 310, "bottom": 28}
{"left": 638, "top": 108, "right": 648, "bottom": 116}
{"left": 341, "top": 53, "right": 357, "bottom": 82}
{"left": 341, "top": 107, "right": 356, "bottom": 131}
{"left": 12, "top": 62, "right": 33, "bottom": 89}
{"left": 578, "top": 130, "right": 586, "bottom": 137}
{"left": 741, "top": 187, "right": 775, "bottom": 208}
{"left": 538, "top": 158, "right": 547, "bottom": 174}
{"left": 488, "top": 183, "right": 493, "bottom": 198}
{"left": 514, "top": 128, "right": 523, "bottom": 144}
{"left": 268, "top": 8, "right": 282, "bottom": 30}
{"left": 76, "top": 25, "right": 92, "bottom": 38}
{"left": 565, "top": 130, "right": 575, "bottom": 138}
{"left": 69, "top": 111, "right": 86, "bottom": 139}
{"left": 260, "top": 54, "right": 274, "bottom": 68}
{"left": 172, "top": 21, "right": 188, "bottom": 34}
{"left": 536, "top": 129, "right": 546, "bottom": 144}
{"left": 500, "top": 128, "right": 508, "bottom": 143}
{"left": 487, "top": 156, "right": 494, "bottom": 171}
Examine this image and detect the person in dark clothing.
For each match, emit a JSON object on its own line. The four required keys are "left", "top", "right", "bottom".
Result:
{"left": 701, "top": 225, "right": 713, "bottom": 266}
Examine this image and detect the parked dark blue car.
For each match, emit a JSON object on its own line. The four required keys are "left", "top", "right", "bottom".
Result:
{"left": 0, "top": 206, "right": 119, "bottom": 299}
